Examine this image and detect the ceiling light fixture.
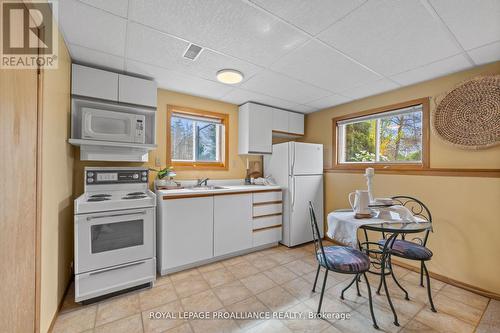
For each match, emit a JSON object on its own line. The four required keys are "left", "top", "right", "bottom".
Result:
{"left": 216, "top": 69, "right": 244, "bottom": 84}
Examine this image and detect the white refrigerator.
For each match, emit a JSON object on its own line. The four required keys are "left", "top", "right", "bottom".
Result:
{"left": 264, "top": 142, "right": 324, "bottom": 247}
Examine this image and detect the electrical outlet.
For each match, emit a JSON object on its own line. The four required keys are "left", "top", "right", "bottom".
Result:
{"left": 155, "top": 157, "right": 161, "bottom": 167}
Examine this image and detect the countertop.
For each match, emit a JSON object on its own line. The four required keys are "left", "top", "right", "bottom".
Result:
{"left": 157, "top": 184, "right": 282, "bottom": 199}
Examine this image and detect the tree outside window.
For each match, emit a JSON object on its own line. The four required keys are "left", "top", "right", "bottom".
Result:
{"left": 168, "top": 106, "right": 228, "bottom": 169}
{"left": 334, "top": 99, "right": 429, "bottom": 170}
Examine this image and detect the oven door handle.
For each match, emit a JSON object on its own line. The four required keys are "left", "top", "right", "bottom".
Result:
{"left": 89, "top": 260, "right": 146, "bottom": 276}
{"left": 86, "top": 210, "right": 147, "bottom": 221}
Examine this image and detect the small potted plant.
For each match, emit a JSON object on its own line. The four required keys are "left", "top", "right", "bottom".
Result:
{"left": 151, "top": 166, "right": 179, "bottom": 190}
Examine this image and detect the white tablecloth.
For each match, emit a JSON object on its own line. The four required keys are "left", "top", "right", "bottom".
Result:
{"left": 327, "top": 208, "right": 422, "bottom": 248}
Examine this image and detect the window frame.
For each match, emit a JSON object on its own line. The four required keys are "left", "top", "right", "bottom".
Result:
{"left": 167, "top": 105, "right": 229, "bottom": 170}
{"left": 332, "top": 98, "right": 430, "bottom": 171}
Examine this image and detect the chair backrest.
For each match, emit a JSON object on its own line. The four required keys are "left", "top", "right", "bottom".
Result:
{"left": 391, "top": 195, "right": 432, "bottom": 245}
{"left": 308, "top": 201, "right": 328, "bottom": 267}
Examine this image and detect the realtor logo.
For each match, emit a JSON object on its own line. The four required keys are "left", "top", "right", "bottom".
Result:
{"left": 1, "top": 0, "right": 58, "bottom": 68}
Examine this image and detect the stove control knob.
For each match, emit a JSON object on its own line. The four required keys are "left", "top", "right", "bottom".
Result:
{"left": 133, "top": 173, "right": 139, "bottom": 179}
{"left": 87, "top": 172, "right": 94, "bottom": 177}
{"left": 142, "top": 171, "right": 147, "bottom": 176}
{"left": 88, "top": 178, "right": 94, "bottom": 183}
{"left": 141, "top": 177, "right": 147, "bottom": 181}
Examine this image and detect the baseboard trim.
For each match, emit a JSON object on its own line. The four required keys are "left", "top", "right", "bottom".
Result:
{"left": 47, "top": 277, "right": 73, "bottom": 333}
{"left": 323, "top": 236, "right": 500, "bottom": 301}
{"left": 390, "top": 259, "right": 500, "bottom": 301}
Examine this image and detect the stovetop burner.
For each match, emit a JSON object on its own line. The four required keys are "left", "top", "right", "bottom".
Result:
{"left": 87, "top": 197, "right": 111, "bottom": 202}
{"left": 90, "top": 194, "right": 112, "bottom": 198}
{"left": 122, "top": 195, "right": 147, "bottom": 200}
{"left": 127, "top": 192, "right": 145, "bottom": 196}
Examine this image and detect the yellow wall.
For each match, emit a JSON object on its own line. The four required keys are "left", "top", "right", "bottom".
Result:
{"left": 39, "top": 32, "right": 74, "bottom": 332}
{"left": 73, "top": 89, "right": 260, "bottom": 195}
{"left": 304, "top": 61, "right": 500, "bottom": 294}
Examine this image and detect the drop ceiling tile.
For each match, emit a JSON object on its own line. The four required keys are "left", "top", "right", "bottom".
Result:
{"left": 59, "top": 0, "right": 127, "bottom": 56}
{"left": 271, "top": 40, "right": 381, "bottom": 93}
{"left": 240, "top": 70, "right": 331, "bottom": 104}
{"left": 390, "top": 54, "right": 472, "bottom": 86}
{"left": 249, "top": 0, "right": 366, "bottom": 35}
{"left": 68, "top": 44, "right": 125, "bottom": 71}
{"left": 128, "top": 0, "right": 308, "bottom": 66}
{"left": 126, "top": 23, "right": 190, "bottom": 68}
{"left": 77, "top": 0, "right": 129, "bottom": 17}
{"left": 221, "top": 89, "right": 296, "bottom": 109}
{"left": 126, "top": 23, "right": 262, "bottom": 84}
{"left": 429, "top": 0, "right": 500, "bottom": 50}
{"left": 341, "top": 79, "right": 400, "bottom": 100}
{"left": 318, "top": 0, "right": 462, "bottom": 76}
{"left": 467, "top": 41, "right": 500, "bottom": 65}
{"left": 289, "top": 104, "right": 318, "bottom": 113}
{"left": 306, "top": 94, "right": 352, "bottom": 109}
{"left": 126, "top": 61, "right": 233, "bottom": 100}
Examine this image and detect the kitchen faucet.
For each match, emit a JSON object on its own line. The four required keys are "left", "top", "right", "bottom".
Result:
{"left": 195, "top": 178, "right": 209, "bottom": 187}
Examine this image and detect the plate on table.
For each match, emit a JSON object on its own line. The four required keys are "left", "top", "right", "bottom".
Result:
{"left": 369, "top": 198, "right": 396, "bottom": 207}
{"left": 369, "top": 203, "right": 395, "bottom": 208}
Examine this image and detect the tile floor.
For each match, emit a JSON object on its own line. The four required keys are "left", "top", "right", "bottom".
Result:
{"left": 53, "top": 242, "right": 497, "bottom": 333}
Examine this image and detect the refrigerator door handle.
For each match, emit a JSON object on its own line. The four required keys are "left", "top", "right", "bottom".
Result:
{"left": 291, "top": 176, "right": 296, "bottom": 211}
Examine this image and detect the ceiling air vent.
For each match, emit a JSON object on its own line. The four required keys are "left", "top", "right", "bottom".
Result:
{"left": 183, "top": 43, "right": 203, "bottom": 60}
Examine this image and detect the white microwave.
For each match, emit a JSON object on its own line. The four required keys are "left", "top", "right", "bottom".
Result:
{"left": 81, "top": 107, "right": 145, "bottom": 144}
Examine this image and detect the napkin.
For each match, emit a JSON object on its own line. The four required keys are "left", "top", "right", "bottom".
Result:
{"left": 387, "top": 205, "right": 418, "bottom": 222}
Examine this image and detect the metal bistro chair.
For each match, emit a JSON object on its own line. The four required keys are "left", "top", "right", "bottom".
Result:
{"left": 376, "top": 196, "right": 436, "bottom": 312}
{"left": 308, "top": 202, "right": 378, "bottom": 329}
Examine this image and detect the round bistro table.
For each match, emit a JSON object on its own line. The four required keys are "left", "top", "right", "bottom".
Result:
{"left": 355, "top": 221, "right": 433, "bottom": 327}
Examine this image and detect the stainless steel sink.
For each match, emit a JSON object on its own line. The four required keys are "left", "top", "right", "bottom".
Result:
{"left": 189, "top": 186, "right": 227, "bottom": 190}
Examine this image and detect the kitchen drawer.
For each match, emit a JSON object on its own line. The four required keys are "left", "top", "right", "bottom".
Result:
{"left": 253, "top": 227, "right": 282, "bottom": 247}
{"left": 253, "top": 203, "right": 282, "bottom": 217}
{"left": 253, "top": 190, "right": 282, "bottom": 204}
{"left": 253, "top": 214, "right": 282, "bottom": 230}
{"left": 75, "top": 258, "right": 155, "bottom": 302}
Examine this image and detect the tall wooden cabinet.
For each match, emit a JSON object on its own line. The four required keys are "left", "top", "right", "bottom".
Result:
{"left": 0, "top": 58, "right": 39, "bottom": 333}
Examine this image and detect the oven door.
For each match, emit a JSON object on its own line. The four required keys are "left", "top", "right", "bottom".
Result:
{"left": 75, "top": 207, "right": 154, "bottom": 274}
{"left": 81, "top": 107, "right": 145, "bottom": 143}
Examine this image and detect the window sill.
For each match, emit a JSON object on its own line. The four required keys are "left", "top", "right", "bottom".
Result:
{"left": 324, "top": 167, "right": 500, "bottom": 178}
{"left": 171, "top": 161, "right": 228, "bottom": 170}
{"left": 334, "top": 163, "right": 425, "bottom": 171}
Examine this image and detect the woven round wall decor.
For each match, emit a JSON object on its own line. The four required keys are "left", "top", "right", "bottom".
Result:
{"left": 433, "top": 75, "right": 500, "bottom": 149}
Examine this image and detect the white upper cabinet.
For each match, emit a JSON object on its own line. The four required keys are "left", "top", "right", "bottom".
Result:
{"left": 239, "top": 103, "right": 305, "bottom": 155}
{"left": 272, "top": 109, "right": 289, "bottom": 133}
{"left": 72, "top": 64, "right": 118, "bottom": 101}
{"left": 238, "top": 103, "right": 273, "bottom": 154}
{"left": 288, "top": 112, "right": 305, "bottom": 135}
{"left": 118, "top": 75, "right": 157, "bottom": 108}
{"left": 72, "top": 64, "right": 157, "bottom": 108}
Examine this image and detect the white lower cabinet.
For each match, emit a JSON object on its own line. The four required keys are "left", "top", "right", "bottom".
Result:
{"left": 214, "top": 194, "right": 253, "bottom": 256}
{"left": 253, "top": 227, "right": 282, "bottom": 247}
{"left": 158, "top": 189, "right": 283, "bottom": 275}
{"left": 158, "top": 196, "right": 214, "bottom": 273}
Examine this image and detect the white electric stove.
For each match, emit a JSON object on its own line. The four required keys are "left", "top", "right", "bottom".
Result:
{"left": 74, "top": 167, "right": 156, "bottom": 302}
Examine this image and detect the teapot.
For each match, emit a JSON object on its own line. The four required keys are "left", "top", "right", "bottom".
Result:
{"left": 348, "top": 190, "right": 371, "bottom": 215}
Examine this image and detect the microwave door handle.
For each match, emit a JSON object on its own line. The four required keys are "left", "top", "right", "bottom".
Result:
{"left": 87, "top": 210, "right": 147, "bottom": 221}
